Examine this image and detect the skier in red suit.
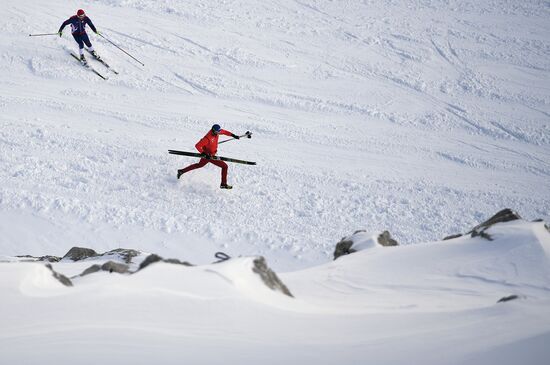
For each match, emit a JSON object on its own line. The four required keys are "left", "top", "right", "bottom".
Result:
{"left": 177, "top": 124, "right": 240, "bottom": 189}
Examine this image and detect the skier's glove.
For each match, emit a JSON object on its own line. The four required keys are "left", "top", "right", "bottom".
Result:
{"left": 231, "top": 134, "right": 240, "bottom": 139}
{"left": 202, "top": 153, "right": 212, "bottom": 159}
{"left": 58, "top": 31, "right": 62, "bottom": 37}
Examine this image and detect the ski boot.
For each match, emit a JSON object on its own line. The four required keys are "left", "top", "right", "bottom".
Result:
{"left": 79, "top": 54, "right": 87, "bottom": 65}
{"left": 90, "top": 50, "right": 101, "bottom": 60}
{"left": 220, "top": 183, "right": 233, "bottom": 189}
{"left": 177, "top": 169, "right": 184, "bottom": 180}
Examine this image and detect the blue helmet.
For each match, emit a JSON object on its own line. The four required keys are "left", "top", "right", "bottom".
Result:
{"left": 212, "top": 124, "right": 221, "bottom": 133}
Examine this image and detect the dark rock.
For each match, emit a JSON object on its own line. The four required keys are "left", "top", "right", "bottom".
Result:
{"left": 15, "top": 255, "right": 62, "bottom": 262}
{"left": 252, "top": 257, "right": 293, "bottom": 297}
{"left": 334, "top": 239, "right": 356, "bottom": 260}
{"left": 138, "top": 254, "right": 163, "bottom": 270}
{"left": 377, "top": 231, "right": 399, "bottom": 246}
{"left": 102, "top": 248, "right": 142, "bottom": 264}
{"left": 497, "top": 294, "right": 520, "bottom": 303}
{"left": 443, "top": 209, "right": 522, "bottom": 242}
{"left": 138, "top": 254, "right": 193, "bottom": 271}
{"left": 545, "top": 223, "right": 550, "bottom": 234}
{"left": 15, "top": 255, "right": 38, "bottom": 261}
{"left": 63, "top": 247, "right": 98, "bottom": 261}
{"left": 334, "top": 230, "right": 398, "bottom": 260}
{"left": 39, "top": 255, "right": 61, "bottom": 262}
{"left": 78, "top": 261, "right": 130, "bottom": 277}
{"left": 163, "top": 258, "right": 192, "bottom": 266}
{"left": 101, "top": 261, "right": 130, "bottom": 274}
{"left": 471, "top": 229, "right": 493, "bottom": 241}
{"left": 443, "top": 233, "right": 463, "bottom": 241}
{"left": 80, "top": 264, "right": 101, "bottom": 277}
{"left": 469, "top": 209, "right": 521, "bottom": 233}
{"left": 468, "top": 209, "right": 521, "bottom": 241}
{"left": 45, "top": 264, "right": 73, "bottom": 287}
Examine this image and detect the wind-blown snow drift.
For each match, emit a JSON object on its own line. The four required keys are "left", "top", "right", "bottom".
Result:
{"left": 1, "top": 217, "right": 549, "bottom": 364}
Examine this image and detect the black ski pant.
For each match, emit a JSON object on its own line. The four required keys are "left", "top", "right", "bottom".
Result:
{"left": 73, "top": 33, "right": 92, "bottom": 50}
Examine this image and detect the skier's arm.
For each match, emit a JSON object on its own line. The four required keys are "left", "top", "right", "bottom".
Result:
{"left": 219, "top": 129, "right": 233, "bottom": 137}
{"left": 58, "top": 18, "right": 71, "bottom": 33}
{"left": 86, "top": 18, "right": 98, "bottom": 33}
{"left": 220, "top": 129, "right": 240, "bottom": 139}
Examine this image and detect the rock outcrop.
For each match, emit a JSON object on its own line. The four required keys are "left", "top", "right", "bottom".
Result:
{"left": 138, "top": 254, "right": 192, "bottom": 271}
{"left": 497, "top": 294, "right": 520, "bottom": 303}
{"left": 78, "top": 261, "right": 130, "bottom": 277}
{"left": 102, "top": 249, "right": 142, "bottom": 264}
{"left": 62, "top": 247, "right": 99, "bottom": 261}
{"left": 334, "top": 230, "right": 399, "bottom": 260}
{"left": 377, "top": 231, "right": 399, "bottom": 247}
{"left": 45, "top": 263, "right": 73, "bottom": 287}
{"left": 443, "top": 208, "right": 522, "bottom": 241}
{"left": 252, "top": 257, "right": 293, "bottom": 297}
{"left": 14, "top": 255, "right": 62, "bottom": 262}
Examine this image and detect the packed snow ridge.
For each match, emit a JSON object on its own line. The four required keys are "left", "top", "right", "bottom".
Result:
{"left": 1, "top": 208, "right": 550, "bottom": 364}
{"left": 3, "top": 208, "right": 549, "bottom": 305}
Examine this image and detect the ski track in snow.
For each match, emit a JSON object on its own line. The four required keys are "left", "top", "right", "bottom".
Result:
{"left": 0, "top": 1, "right": 549, "bottom": 272}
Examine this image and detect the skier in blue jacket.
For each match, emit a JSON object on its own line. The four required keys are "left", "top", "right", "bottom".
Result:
{"left": 58, "top": 9, "right": 100, "bottom": 63}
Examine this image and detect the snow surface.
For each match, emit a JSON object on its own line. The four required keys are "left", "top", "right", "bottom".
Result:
{"left": 1, "top": 220, "right": 550, "bottom": 364}
{"left": 1, "top": 0, "right": 550, "bottom": 363}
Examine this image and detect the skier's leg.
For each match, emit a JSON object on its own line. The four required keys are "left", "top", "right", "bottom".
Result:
{"left": 210, "top": 160, "right": 229, "bottom": 185}
{"left": 73, "top": 34, "right": 85, "bottom": 56}
{"left": 82, "top": 34, "right": 93, "bottom": 50}
{"left": 83, "top": 34, "right": 101, "bottom": 59}
{"left": 177, "top": 158, "right": 208, "bottom": 179}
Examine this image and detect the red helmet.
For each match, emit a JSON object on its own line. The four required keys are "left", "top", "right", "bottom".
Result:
{"left": 76, "top": 9, "right": 85, "bottom": 17}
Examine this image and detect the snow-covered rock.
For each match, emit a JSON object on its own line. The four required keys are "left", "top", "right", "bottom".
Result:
{"left": 334, "top": 230, "right": 398, "bottom": 259}
{"left": 62, "top": 247, "right": 99, "bottom": 261}
{"left": 444, "top": 208, "right": 524, "bottom": 241}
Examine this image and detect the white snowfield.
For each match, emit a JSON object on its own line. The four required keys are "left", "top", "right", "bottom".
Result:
{"left": 0, "top": 0, "right": 549, "bottom": 363}
{"left": 1, "top": 220, "right": 549, "bottom": 364}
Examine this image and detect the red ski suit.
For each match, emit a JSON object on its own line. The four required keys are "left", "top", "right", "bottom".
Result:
{"left": 179, "top": 129, "right": 234, "bottom": 184}
{"left": 195, "top": 129, "right": 233, "bottom": 155}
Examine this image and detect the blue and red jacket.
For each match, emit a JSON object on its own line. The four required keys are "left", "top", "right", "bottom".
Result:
{"left": 195, "top": 129, "right": 233, "bottom": 156}
{"left": 59, "top": 16, "right": 97, "bottom": 35}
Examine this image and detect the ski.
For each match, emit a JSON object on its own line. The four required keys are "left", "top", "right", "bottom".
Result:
{"left": 70, "top": 53, "right": 107, "bottom": 80}
{"left": 168, "top": 150, "right": 257, "bottom": 165}
{"left": 85, "top": 49, "right": 119, "bottom": 74}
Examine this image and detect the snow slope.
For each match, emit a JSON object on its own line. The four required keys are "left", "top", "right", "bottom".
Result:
{"left": 1, "top": 0, "right": 550, "bottom": 363}
{"left": 1, "top": 220, "right": 549, "bottom": 364}
{"left": 0, "top": 0, "right": 549, "bottom": 271}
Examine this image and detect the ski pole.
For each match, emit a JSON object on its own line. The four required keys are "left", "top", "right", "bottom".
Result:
{"left": 29, "top": 33, "right": 59, "bottom": 37}
{"left": 97, "top": 33, "right": 145, "bottom": 66}
{"left": 219, "top": 131, "right": 253, "bottom": 144}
